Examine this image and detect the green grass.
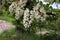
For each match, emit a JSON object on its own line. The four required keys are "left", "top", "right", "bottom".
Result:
{"left": 0, "top": 15, "right": 15, "bottom": 25}
{"left": 0, "top": 29, "right": 16, "bottom": 40}
{"left": 0, "top": 28, "right": 40, "bottom": 40}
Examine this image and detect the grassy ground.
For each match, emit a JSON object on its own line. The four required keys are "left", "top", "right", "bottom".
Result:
{"left": 0, "top": 28, "right": 60, "bottom": 40}
{"left": 0, "top": 28, "right": 40, "bottom": 40}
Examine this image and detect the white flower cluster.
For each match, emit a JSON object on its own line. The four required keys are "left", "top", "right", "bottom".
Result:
{"left": 9, "top": 0, "right": 27, "bottom": 20}
{"left": 40, "top": 7, "right": 46, "bottom": 21}
{"left": 15, "top": 6, "right": 24, "bottom": 20}
{"left": 33, "top": 3, "right": 46, "bottom": 21}
{"left": 23, "top": 8, "right": 34, "bottom": 28}
{"left": 9, "top": 2, "right": 17, "bottom": 14}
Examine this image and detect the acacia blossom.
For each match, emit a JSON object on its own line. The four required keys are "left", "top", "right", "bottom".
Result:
{"left": 9, "top": 0, "right": 27, "bottom": 20}
{"left": 33, "top": 3, "right": 46, "bottom": 21}
{"left": 23, "top": 8, "right": 34, "bottom": 28}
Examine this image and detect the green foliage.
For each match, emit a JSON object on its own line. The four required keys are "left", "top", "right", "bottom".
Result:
{"left": 0, "top": 7, "right": 15, "bottom": 24}
{"left": 44, "top": 0, "right": 60, "bottom": 3}
{"left": 41, "top": 33, "right": 60, "bottom": 40}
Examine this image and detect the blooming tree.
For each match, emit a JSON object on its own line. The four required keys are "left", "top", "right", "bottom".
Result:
{"left": 9, "top": 0, "right": 47, "bottom": 31}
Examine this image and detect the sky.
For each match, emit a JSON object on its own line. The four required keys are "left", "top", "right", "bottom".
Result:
{"left": 36, "top": 0, "right": 60, "bottom": 9}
